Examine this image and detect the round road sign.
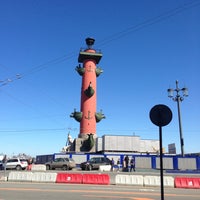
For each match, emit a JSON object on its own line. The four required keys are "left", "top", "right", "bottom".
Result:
{"left": 150, "top": 104, "right": 172, "bottom": 127}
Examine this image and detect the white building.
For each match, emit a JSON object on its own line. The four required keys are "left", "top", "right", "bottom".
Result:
{"left": 96, "top": 135, "right": 159, "bottom": 153}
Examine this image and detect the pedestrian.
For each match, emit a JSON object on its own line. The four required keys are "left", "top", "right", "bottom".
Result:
{"left": 111, "top": 158, "right": 114, "bottom": 172}
{"left": 2, "top": 155, "right": 7, "bottom": 164}
{"left": 2, "top": 155, "right": 7, "bottom": 170}
{"left": 130, "top": 157, "right": 135, "bottom": 172}
{"left": 117, "top": 158, "right": 120, "bottom": 172}
{"left": 124, "top": 155, "right": 129, "bottom": 172}
{"left": 123, "top": 158, "right": 126, "bottom": 171}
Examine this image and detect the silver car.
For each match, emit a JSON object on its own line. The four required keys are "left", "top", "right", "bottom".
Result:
{"left": 45, "top": 157, "right": 76, "bottom": 170}
{"left": 4, "top": 158, "right": 28, "bottom": 170}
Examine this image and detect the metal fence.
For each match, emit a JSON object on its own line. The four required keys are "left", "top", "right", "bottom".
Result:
{"left": 36, "top": 153, "right": 200, "bottom": 171}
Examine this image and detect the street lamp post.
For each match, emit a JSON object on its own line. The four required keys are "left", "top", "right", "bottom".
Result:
{"left": 167, "top": 80, "right": 188, "bottom": 157}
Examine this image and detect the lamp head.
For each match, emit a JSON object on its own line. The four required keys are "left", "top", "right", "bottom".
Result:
{"left": 182, "top": 87, "right": 188, "bottom": 97}
{"left": 167, "top": 88, "right": 174, "bottom": 98}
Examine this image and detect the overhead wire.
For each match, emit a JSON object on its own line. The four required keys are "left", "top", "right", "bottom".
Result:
{"left": 1, "top": 0, "right": 200, "bottom": 87}
{"left": 0, "top": 52, "right": 77, "bottom": 88}
{"left": 0, "top": 127, "right": 198, "bottom": 135}
{"left": 1, "top": 0, "right": 200, "bottom": 86}
{"left": 0, "top": 89, "right": 68, "bottom": 129}
{"left": 0, "top": 0, "right": 200, "bottom": 135}
{"left": 96, "top": 0, "right": 200, "bottom": 47}
{"left": 21, "top": 51, "right": 77, "bottom": 77}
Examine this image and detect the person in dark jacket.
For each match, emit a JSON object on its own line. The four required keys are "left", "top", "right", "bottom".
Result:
{"left": 130, "top": 157, "right": 135, "bottom": 172}
{"left": 124, "top": 155, "right": 129, "bottom": 172}
{"left": 111, "top": 158, "right": 115, "bottom": 172}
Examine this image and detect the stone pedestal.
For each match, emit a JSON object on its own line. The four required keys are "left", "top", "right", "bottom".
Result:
{"left": 74, "top": 138, "right": 96, "bottom": 152}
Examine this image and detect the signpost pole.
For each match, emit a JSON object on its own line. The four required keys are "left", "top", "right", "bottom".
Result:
{"left": 150, "top": 104, "right": 172, "bottom": 200}
{"left": 159, "top": 126, "right": 164, "bottom": 200}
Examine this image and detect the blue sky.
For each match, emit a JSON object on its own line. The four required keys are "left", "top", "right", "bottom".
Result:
{"left": 0, "top": 0, "right": 199, "bottom": 157}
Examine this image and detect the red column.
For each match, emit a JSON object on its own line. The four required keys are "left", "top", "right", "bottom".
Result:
{"left": 79, "top": 49, "right": 97, "bottom": 138}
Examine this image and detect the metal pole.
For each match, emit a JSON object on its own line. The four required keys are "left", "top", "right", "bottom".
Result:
{"left": 159, "top": 126, "right": 164, "bottom": 200}
{"left": 177, "top": 97, "right": 184, "bottom": 156}
{"left": 175, "top": 80, "right": 184, "bottom": 157}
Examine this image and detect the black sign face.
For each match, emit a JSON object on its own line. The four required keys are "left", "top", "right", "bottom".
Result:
{"left": 150, "top": 104, "right": 172, "bottom": 127}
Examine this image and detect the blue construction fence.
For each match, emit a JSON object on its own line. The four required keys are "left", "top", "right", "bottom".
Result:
{"left": 36, "top": 153, "right": 200, "bottom": 171}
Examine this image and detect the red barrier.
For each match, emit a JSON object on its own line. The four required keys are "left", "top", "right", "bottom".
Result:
{"left": 175, "top": 177, "right": 200, "bottom": 189}
{"left": 27, "top": 164, "right": 32, "bottom": 171}
{"left": 56, "top": 173, "right": 83, "bottom": 184}
{"left": 82, "top": 174, "right": 110, "bottom": 185}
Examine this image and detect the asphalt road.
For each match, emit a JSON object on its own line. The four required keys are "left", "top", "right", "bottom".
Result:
{"left": 0, "top": 181, "right": 200, "bottom": 200}
{"left": 1, "top": 169, "right": 200, "bottom": 200}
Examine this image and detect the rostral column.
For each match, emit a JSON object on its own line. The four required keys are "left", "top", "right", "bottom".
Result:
{"left": 70, "top": 38, "right": 105, "bottom": 151}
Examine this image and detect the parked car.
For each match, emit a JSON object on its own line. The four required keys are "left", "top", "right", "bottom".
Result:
{"left": 80, "top": 157, "right": 111, "bottom": 171}
{"left": 4, "top": 158, "right": 28, "bottom": 170}
{"left": 45, "top": 157, "right": 76, "bottom": 170}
